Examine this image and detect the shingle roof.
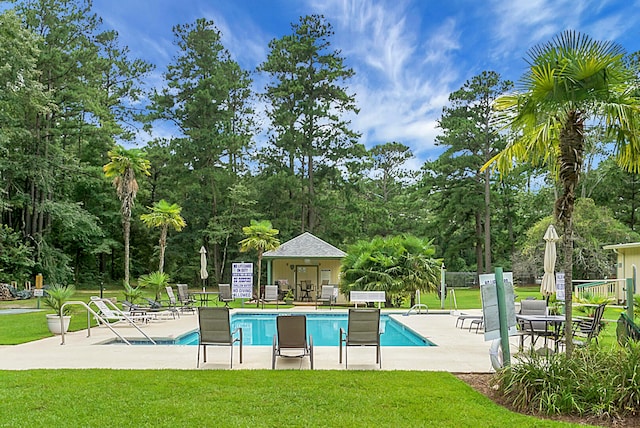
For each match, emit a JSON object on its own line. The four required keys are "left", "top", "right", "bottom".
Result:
{"left": 263, "top": 232, "right": 346, "bottom": 258}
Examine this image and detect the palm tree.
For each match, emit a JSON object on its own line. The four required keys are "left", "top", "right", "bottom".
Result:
{"left": 239, "top": 220, "right": 280, "bottom": 307}
{"left": 140, "top": 200, "right": 186, "bottom": 273}
{"left": 339, "top": 235, "right": 441, "bottom": 307}
{"left": 103, "top": 145, "right": 151, "bottom": 285}
{"left": 483, "top": 31, "right": 640, "bottom": 355}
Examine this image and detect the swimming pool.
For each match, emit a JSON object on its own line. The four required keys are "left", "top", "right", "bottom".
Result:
{"left": 141, "top": 313, "right": 433, "bottom": 347}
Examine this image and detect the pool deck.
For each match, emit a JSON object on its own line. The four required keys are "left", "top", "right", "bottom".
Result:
{"left": 0, "top": 308, "right": 517, "bottom": 372}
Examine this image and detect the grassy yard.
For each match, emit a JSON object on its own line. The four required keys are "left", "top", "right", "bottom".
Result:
{"left": 0, "top": 370, "right": 588, "bottom": 427}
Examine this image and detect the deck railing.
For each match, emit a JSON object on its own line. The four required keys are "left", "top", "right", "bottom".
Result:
{"left": 573, "top": 279, "right": 626, "bottom": 303}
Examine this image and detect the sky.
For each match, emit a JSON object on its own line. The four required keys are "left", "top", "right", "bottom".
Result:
{"left": 86, "top": 0, "right": 640, "bottom": 168}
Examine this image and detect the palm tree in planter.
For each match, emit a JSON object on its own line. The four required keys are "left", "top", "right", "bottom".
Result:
{"left": 103, "top": 145, "right": 151, "bottom": 285}
{"left": 140, "top": 199, "right": 186, "bottom": 273}
{"left": 483, "top": 30, "right": 640, "bottom": 355}
{"left": 43, "top": 284, "right": 76, "bottom": 334}
{"left": 239, "top": 220, "right": 280, "bottom": 307}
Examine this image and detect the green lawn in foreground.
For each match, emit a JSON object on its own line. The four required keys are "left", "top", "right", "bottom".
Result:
{"left": 0, "top": 370, "right": 588, "bottom": 427}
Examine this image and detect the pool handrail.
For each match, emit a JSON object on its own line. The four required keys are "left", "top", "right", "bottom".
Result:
{"left": 59, "top": 299, "right": 156, "bottom": 345}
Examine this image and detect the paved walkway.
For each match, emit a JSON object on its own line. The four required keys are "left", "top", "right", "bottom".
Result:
{"left": 0, "top": 308, "right": 512, "bottom": 372}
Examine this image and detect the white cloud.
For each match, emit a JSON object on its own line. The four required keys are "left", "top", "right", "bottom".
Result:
{"left": 304, "top": 0, "right": 461, "bottom": 167}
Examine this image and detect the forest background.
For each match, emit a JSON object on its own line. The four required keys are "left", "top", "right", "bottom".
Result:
{"left": 2, "top": 0, "right": 640, "bottom": 290}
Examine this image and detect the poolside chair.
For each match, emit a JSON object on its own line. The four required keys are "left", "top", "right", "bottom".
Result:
{"left": 176, "top": 284, "right": 196, "bottom": 313}
{"left": 218, "top": 284, "right": 233, "bottom": 307}
{"left": 557, "top": 303, "right": 606, "bottom": 349}
{"left": 300, "top": 280, "right": 313, "bottom": 301}
{"left": 89, "top": 297, "right": 150, "bottom": 326}
{"left": 262, "top": 285, "right": 279, "bottom": 309}
{"left": 340, "top": 308, "right": 381, "bottom": 369}
{"left": 517, "top": 299, "right": 549, "bottom": 349}
{"left": 316, "top": 285, "right": 336, "bottom": 309}
{"left": 197, "top": 307, "right": 243, "bottom": 368}
{"left": 272, "top": 315, "right": 314, "bottom": 370}
{"left": 165, "top": 286, "right": 183, "bottom": 311}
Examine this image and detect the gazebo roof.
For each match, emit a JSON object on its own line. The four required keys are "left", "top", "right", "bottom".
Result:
{"left": 263, "top": 232, "right": 346, "bottom": 258}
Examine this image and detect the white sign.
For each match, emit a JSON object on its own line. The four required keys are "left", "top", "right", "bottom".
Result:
{"left": 555, "top": 272, "right": 565, "bottom": 301}
{"left": 33, "top": 289, "right": 44, "bottom": 297}
{"left": 479, "top": 272, "right": 518, "bottom": 341}
{"left": 232, "top": 262, "right": 253, "bottom": 275}
{"left": 232, "top": 262, "right": 253, "bottom": 299}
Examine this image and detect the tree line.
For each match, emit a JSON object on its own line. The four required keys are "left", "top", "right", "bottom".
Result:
{"left": 2, "top": 0, "right": 640, "bottom": 293}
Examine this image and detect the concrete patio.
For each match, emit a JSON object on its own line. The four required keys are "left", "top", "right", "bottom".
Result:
{"left": 0, "top": 308, "right": 509, "bottom": 372}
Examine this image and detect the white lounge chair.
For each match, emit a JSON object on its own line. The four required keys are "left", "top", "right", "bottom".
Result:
{"left": 90, "top": 297, "right": 150, "bottom": 326}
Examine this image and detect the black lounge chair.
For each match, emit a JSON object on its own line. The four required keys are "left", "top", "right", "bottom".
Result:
{"left": 197, "top": 307, "right": 242, "bottom": 368}
{"left": 272, "top": 315, "right": 313, "bottom": 369}
{"left": 340, "top": 308, "right": 381, "bottom": 368}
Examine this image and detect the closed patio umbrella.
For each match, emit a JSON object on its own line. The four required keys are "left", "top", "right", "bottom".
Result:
{"left": 540, "top": 224, "right": 559, "bottom": 298}
{"left": 200, "top": 246, "right": 208, "bottom": 290}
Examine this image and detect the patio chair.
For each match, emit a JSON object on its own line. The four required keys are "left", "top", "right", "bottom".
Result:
{"left": 340, "top": 308, "right": 381, "bottom": 369}
{"left": 262, "top": 285, "right": 279, "bottom": 309}
{"left": 517, "top": 299, "right": 550, "bottom": 349}
{"left": 197, "top": 307, "right": 243, "bottom": 368}
{"left": 218, "top": 284, "right": 233, "bottom": 307}
{"left": 166, "top": 286, "right": 191, "bottom": 314}
{"left": 272, "top": 315, "right": 313, "bottom": 369}
{"left": 176, "top": 284, "right": 196, "bottom": 313}
{"left": 555, "top": 303, "right": 606, "bottom": 351}
{"left": 316, "top": 285, "right": 336, "bottom": 309}
{"left": 300, "top": 280, "right": 313, "bottom": 301}
{"left": 617, "top": 311, "right": 640, "bottom": 346}
{"left": 569, "top": 303, "right": 607, "bottom": 347}
{"left": 89, "top": 297, "right": 150, "bottom": 325}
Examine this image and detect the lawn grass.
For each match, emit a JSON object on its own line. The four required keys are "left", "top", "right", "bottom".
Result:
{"left": 0, "top": 370, "right": 586, "bottom": 427}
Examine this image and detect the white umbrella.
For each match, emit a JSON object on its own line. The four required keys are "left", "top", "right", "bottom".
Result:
{"left": 199, "top": 246, "right": 208, "bottom": 288}
{"left": 540, "top": 224, "right": 559, "bottom": 297}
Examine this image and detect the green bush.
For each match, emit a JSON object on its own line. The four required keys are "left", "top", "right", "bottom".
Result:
{"left": 496, "top": 343, "right": 640, "bottom": 419}
{"left": 138, "top": 271, "right": 170, "bottom": 301}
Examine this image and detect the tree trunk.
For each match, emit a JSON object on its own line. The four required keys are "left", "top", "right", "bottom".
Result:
{"left": 158, "top": 226, "right": 167, "bottom": 273}
{"left": 475, "top": 211, "right": 484, "bottom": 275}
{"left": 256, "top": 252, "right": 263, "bottom": 308}
{"left": 557, "top": 111, "right": 584, "bottom": 357}
{"left": 123, "top": 215, "right": 130, "bottom": 285}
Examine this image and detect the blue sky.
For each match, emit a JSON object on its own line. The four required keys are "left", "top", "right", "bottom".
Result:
{"left": 90, "top": 0, "right": 640, "bottom": 167}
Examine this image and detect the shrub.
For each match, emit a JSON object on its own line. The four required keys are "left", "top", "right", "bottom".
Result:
{"left": 138, "top": 271, "right": 170, "bottom": 301}
{"left": 43, "top": 284, "right": 76, "bottom": 316}
{"left": 496, "top": 343, "right": 640, "bottom": 419}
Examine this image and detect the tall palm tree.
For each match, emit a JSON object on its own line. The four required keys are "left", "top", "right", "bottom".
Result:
{"left": 103, "top": 145, "right": 151, "bottom": 285}
{"left": 239, "top": 220, "right": 280, "bottom": 307}
{"left": 484, "top": 31, "right": 640, "bottom": 355}
{"left": 140, "top": 200, "right": 186, "bottom": 273}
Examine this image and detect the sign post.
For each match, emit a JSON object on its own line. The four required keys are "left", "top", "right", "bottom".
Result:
{"left": 479, "top": 270, "right": 517, "bottom": 369}
{"left": 34, "top": 274, "right": 44, "bottom": 308}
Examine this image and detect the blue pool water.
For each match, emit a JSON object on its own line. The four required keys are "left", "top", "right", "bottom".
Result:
{"left": 169, "top": 313, "right": 433, "bottom": 347}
